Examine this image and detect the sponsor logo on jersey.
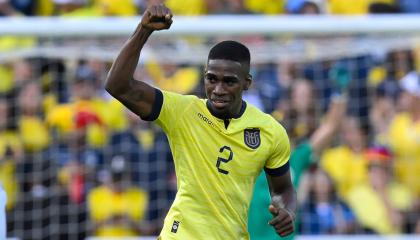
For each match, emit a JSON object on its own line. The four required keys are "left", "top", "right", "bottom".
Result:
{"left": 171, "top": 220, "right": 180, "bottom": 233}
{"left": 244, "top": 128, "right": 261, "bottom": 149}
{"left": 197, "top": 112, "right": 216, "bottom": 128}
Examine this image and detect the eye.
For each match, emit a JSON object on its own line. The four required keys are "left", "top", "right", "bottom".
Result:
{"left": 224, "top": 78, "right": 238, "bottom": 86}
{"left": 206, "top": 75, "right": 217, "bottom": 83}
{"left": 226, "top": 80, "right": 235, "bottom": 86}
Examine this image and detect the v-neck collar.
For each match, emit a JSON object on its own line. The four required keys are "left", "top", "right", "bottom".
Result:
{"left": 205, "top": 100, "right": 247, "bottom": 131}
{"left": 205, "top": 100, "right": 247, "bottom": 120}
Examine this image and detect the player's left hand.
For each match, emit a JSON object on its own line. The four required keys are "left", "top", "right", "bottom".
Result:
{"left": 268, "top": 204, "right": 295, "bottom": 237}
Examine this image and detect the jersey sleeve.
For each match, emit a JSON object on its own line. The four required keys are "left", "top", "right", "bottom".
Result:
{"left": 153, "top": 90, "right": 193, "bottom": 134}
{"left": 264, "top": 125, "right": 291, "bottom": 176}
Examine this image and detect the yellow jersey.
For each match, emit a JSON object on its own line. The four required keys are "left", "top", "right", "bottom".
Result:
{"left": 388, "top": 112, "right": 420, "bottom": 196}
{"left": 152, "top": 90, "right": 290, "bottom": 240}
{"left": 321, "top": 146, "right": 368, "bottom": 199}
{"left": 87, "top": 185, "right": 148, "bottom": 237}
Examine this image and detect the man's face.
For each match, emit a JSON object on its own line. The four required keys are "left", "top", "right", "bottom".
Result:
{"left": 204, "top": 59, "right": 251, "bottom": 119}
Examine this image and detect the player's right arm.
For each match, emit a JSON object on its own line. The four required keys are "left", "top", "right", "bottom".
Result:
{"left": 105, "top": 4, "right": 173, "bottom": 119}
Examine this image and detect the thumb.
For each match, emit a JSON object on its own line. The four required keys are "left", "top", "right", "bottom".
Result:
{"left": 268, "top": 204, "right": 278, "bottom": 217}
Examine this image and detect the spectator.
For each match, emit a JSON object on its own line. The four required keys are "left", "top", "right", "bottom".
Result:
{"left": 165, "top": 0, "right": 207, "bottom": 15}
{"left": 249, "top": 94, "right": 347, "bottom": 239}
{"left": 47, "top": 65, "right": 112, "bottom": 205}
{"left": 47, "top": 64, "right": 110, "bottom": 152}
{"left": 146, "top": 60, "right": 201, "bottom": 95}
{"left": 252, "top": 63, "right": 284, "bottom": 114}
{"left": 108, "top": 109, "right": 145, "bottom": 185}
{"left": 347, "top": 146, "right": 414, "bottom": 234}
{"left": 107, "top": 67, "right": 174, "bottom": 229}
{"left": 280, "top": 79, "right": 319, "bottom": 145}
{"left": 369, "top": 49, "right": 415, "bottom": 144}
{"left": 243, "top": 0, "right": 285, "bottom": 14}
{"left": 0, "top": 98, "right": 22, "bottom": 210}
{"left": 38, "top": 58, "right": 69, "bottom": 106}
{"left": 298, "top": 168, "right": 356, "bottom": 234}
{"left": 88, "top": 155, "right": 149, "bottom": 237}
{"left": 17, "top": 81, "right": 50, "bottom": 153}
{"left": 328, "top": 0, "right": 395, "bottom": 15}
{"left": 286, "top": 0, "right": 324, "bottom": 14}
{"left": 320, "top": 116, "right": 369, "bottom": 199}
{"left": 387, "top": 71, "right": 420, "bottom": 198}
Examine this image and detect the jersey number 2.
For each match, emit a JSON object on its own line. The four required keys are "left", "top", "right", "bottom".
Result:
{"left": 216, "top": 146, "right": 233, "bottom": 175}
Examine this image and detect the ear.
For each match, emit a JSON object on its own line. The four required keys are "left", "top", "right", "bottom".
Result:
{"left": 244, "top": 74, "right": 252, "bottom": 90}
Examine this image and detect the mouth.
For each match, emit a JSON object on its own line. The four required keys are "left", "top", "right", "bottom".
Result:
{"left": 210, "top": 99, "right": 230, "bottom": 109}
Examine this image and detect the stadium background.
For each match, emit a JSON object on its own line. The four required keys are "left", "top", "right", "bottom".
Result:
{"left": 0, "top": 0, "right": 419, "bottom": 239}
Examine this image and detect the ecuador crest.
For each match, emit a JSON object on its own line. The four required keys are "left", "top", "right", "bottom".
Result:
{"left": 244, "top": 128, "right": 261, "bottom": 149}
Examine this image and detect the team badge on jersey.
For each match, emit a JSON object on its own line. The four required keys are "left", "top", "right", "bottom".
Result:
{"left": 244, "top": 128, "right": 261, "bottom": 149}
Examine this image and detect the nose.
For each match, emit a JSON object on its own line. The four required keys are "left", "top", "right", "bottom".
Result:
{"left": 213, "top": 82, "right": 226, "bottom": 95}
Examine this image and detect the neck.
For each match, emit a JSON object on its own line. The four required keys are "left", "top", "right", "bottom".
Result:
{"left": 206, "top": 100, "right": 246, "bottom": 120}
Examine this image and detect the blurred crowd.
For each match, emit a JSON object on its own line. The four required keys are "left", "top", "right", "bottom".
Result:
{"left": 0, "top": 0, "right": 419, "bottom": 16}
{"left": 1, "top": 48, "right": 419, "bottom": 239}
{"left": 0, "top": 0, "right": 419, "bottom": 240}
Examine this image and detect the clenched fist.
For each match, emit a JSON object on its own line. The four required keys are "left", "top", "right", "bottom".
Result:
{"left": 141, "top": 4, "right": 173, "bottom": 31}
{"left": 268, "top": 202, "right": 295, "bottom": 237}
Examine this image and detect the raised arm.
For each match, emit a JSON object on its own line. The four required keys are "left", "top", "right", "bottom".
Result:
{"left": 266, "top": 171, "right": 297, "bottom": 237}
{"left": 105, "top": 4, "right": 172, "bottom": 119}
{"left": 310, "top": 94, "right": 347, "bottom": 153}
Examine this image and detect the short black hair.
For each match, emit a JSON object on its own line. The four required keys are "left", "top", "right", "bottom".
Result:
{"left": 208, "top": 40, "right": 251, "bottom": 74}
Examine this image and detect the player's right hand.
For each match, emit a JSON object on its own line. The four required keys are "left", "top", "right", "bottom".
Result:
{"left": 141, "top": 4, "right": 173, "bottom": 31}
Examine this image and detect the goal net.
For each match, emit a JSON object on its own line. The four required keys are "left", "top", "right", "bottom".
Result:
{"left": 1, "top": 15, "right": 420, "bottom": 239}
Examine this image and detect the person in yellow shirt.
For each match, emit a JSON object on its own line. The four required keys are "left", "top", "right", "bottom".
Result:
{"left": 146, "top": 61, "right": 200, "bottom": 95}
{"left": 165, "top": 0, "right": 207, "bottom": 15}
{"left": 88, "top": 155, "right": 148, "bottom": 237}
{"left": 47, "top": 65, "right": 112, "bottom": 149}
{"left": 105, "top": 4, "right": 297, "bottom": 239}
{"left": 0, "top": 98, "right": 22, "bottom": 210}
{"left": 347, "top": 146, "right": 413, "bottom": 234}
{"left": 387, "top": 71, "right": 420, "bottom": 197}
{"left": 244, "top": 0, "right": 285, "bottom": 14}
{"left": 17, "top": 81, "right": 50, "bottom": 153}
{"left": 321, "top": 116, "right": 369, "bottom": 199}
{"left": 328, "top": 0, "right": 395, "bottom": 15}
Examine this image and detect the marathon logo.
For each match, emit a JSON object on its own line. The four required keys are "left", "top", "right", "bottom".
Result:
{"left": 197, "top": 112, "right": 216, "bottom": 128}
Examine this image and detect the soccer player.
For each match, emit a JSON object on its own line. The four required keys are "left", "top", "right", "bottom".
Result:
{"left": 105, "top": 4, "right": 296, "bottom": 239}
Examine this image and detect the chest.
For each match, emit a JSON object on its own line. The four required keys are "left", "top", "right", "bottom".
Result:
{"left": 173, "top": 115, "right": 271, "bottom": 177}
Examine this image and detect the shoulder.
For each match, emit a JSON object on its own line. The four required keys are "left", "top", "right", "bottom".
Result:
{"left": 162, "top": 90, "right": 199, "bottom": 101}
{"left": 160, "top": 90, "right": 202, "bottom": 110}
{"left": 247, "top": 104, "right": 287, "bottom": 134}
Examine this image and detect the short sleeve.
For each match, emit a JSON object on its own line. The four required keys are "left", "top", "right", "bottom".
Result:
{"left": 264, "top": 125, "right": 291, "bottom": 176}
{"left": 154, "top": 90, "right": 194, "bottom": 134}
